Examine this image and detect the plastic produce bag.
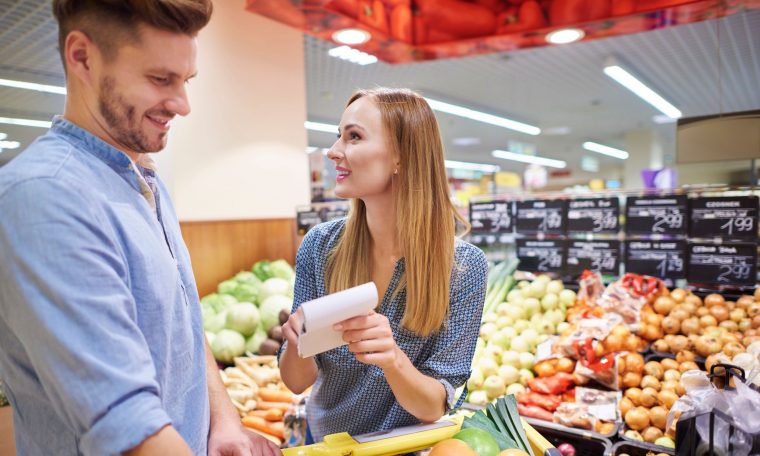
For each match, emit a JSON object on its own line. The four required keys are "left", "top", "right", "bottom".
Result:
{"left": 575, "top": 387, "right": 621, "bottom": 421}
{"left": 553, "top": 402, "right": 596, "bottom": 430}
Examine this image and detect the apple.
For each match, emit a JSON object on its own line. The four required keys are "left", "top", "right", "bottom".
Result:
{"left": 519, "top": 352, "right": 535, "bottom": 370}
{"left": 547, "top": 279, "right": 564, "bottom": 295}
{"left": 541, "top": 293, "right": 559, "bottom": 312}
{"left": 517, "top": 280, "right": 530, "bottom": 289}
{"left": 478, "top": 356, "right": 499, "bottom": 378}
{"left": 479, "top": 322, "right": 498, "bottom": 341}
{"left": 496, "top": 316, "right": 514, "bottom": 330}
{"left": 483, "top": 312, "right": 498, "bottom": 323}
{"left": 490, "top": 329, "right": 512, "bottom": 350}
{"left": 468, "top": 389, "right": 489, "bottom": 406}
{"left": 514, "top": 320, "right": 530, "bottom": 333}
{"left": 529, "top": 280, "right": 547, "bottom": 299}
{"left": 521, "top": 328, "right": 539, "bottom": 347}
{"left": 507, "top": 289, "right": 523, "bottom": 304}
{"left": 510, "top": 335, "right": 530, "bottom": 353}
{"left": 506, "top": 305, "right": 526, "bottom": 321}
{"left": 518, "top": 368, "right": 535, "bottom": 386}
{"left": 467, "top": 368, "right": 484, "bottom": 390}
{"left": 506, "top": 383, "right": 526, "bottom": 396}
{"left": 498, "top": 364, "right": 520, "bottom": 385}
{"left": 483, "top": 375, "right": 507, "bottom": 400}
{"left": 500, "top": 350, "right": 521, "bottom": 369}
{"left": 523, "top": 298, "right": 541, "bottom": 317}
{"left": 559, "top": 289, "right": 577, "bottom": 306}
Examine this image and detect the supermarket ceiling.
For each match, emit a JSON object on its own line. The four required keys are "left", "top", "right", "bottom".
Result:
{"left": 1, "top": 1, "right": 759, "bottom": 175}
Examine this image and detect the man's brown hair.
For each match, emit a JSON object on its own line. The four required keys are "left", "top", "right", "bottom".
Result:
{"left": 52, "top": 0, "right": 213, "bottom": 69}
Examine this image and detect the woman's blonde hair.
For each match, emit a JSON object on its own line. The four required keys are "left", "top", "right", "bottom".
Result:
{"left": 326, "top": 88, "right": 469, "bottom": 337}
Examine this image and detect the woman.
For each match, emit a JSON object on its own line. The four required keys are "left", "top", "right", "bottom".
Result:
{"left": 279, "top": 88, "right": 488, "bottom": 443}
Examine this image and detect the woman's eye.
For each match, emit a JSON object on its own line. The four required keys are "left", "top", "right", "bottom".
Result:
{"left": 350, "top": 132, "right": 360, "bottom": 140}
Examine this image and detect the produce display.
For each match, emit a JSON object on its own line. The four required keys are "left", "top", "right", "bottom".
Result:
{"left": 0, "top": 380, "right": 7, "bottom": 407}
{"left": 220, "top": 354, "right": 298, "bottom": 446}
{"left": 466, "top": 260, "right": 760, "bottom": 454}
{"left": 468, "top": 273, "right": 576, "bottom": 406}
{"left": 202, "top": 259, "right": 295, "bottom": 363}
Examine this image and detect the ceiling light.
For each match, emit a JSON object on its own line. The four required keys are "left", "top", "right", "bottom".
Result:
{"left": 0, "top": 117, "right": 52, "bottom": 128}
{"left": 546, "top": 28, "right": 585, "bottom": 44}
{"left": 304, "top": 121, "right": 338, "bottom": 133}
{"left": 425, "top": 98, "right": 541, "bottom": 136}
{"left": 0, "top": 133, "right": 6, "bottom": 140}
{"left": 491, "top": 149, "right": 566, "bottom": 169}
{"left": 328, "top": 46, "right": 377, "bottom": 65}
{"left": 444, "top": 160, "right": 500, "bottom": 173}
{"left": 543, "top": 126, "right": 571, "bottom": 136}
{"left": 652, "top": 114, "right": 677, "bottom": 124}
{"left": 583, "top": 141, "right": 629, "bottom": 159}
{"left": 0, "top": 78, "right": 66, "bottom": 95}
{"left": 452, "top": 137, "right": 481, "bottom": 146}
{"left": 332, "top": 28, "right": 371, "bottom": 45}
{"left": 604, "top": 57, "right": 682, "bottom": 119}
{"left": 0, "top": 140, "right": 20, "bottom": 149}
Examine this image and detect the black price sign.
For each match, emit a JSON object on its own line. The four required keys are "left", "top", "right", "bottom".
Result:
{"left": 687, "top": 242, "right": 758, "bottom": 286}
{"left": 515, "top": 200, "right": 566, "bottom": 234}
{"left": 517, "top": 239, "right": 566, "bottom": 273}
{"left": 469, "top": 201, "right": 512, "bottom": 233}
{"left": 322, "top": 207, "right": 348, "bottom": 222}
{"left": 625, "top": 240, "right": 687, "bottom": 280}
{"left": 626, "top": 195, "right": 688, "bottom": 235}
{"left": 296, "top": 210, "right": 322, "bottom": 235}
{"left": 567, "top": 198, "right": 619, "bottom": 233}
{"left": 566, "top": 240, "right": 621, "bottom": 275}
{"left": 689, "top": 196, "right": 758, "bottom": 240}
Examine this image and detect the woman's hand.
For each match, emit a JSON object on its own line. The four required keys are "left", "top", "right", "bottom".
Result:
{"left": 281, "top": 308, "right": 304, "bottom": 348}
{"left": 336, "top": 310, "right": 400, "bottom": 371}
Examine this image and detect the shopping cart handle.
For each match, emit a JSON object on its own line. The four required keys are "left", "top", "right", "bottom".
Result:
{"left": 544, "top": 449, "right": 562, "bottom": 456}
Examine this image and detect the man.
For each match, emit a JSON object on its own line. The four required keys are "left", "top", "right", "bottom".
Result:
{"left": 0, "top": 1, "right": 281, "bottom": 455}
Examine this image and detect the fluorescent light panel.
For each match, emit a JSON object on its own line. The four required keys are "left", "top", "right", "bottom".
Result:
{"left": 0, "top": 117, "right": 51, "bottom": 128}
{"left": 445, "top": 160, "right": 500, "bottom": 173}
{"left": 0, "top": 140, "right": 20, "bottom": 149}
{"left": 582, "top": 141, "right": 629, "bottom": 160}
{"left": 0, "top": 78, "right": 66, "bottom": 95}
{"left": 603, "top": 60, "right": 682, "bottom": 119}
{"left": 328, "top": 46, "right": 377, "bottom": 65}
{"left": 304, "top": 121, "right": 338, "bottom": 133}
{"left": 491, "top": 149, "right": 566, "bottom": 169}
{"left": 425, "top": 98, "right": 541, "bottom": 136}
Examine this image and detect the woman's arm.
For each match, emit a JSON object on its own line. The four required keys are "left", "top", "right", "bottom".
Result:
{"left": 279, "top": 309, "right": 318, "bottom": 394}
{"left": 337, "top": 311, "right": 446, "bottom": 422}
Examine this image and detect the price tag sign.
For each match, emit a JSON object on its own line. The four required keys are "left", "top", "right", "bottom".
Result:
{"left": 687, "top": 242, "right": 758, "bottom": 286}
{"left": 322, "top": 207, "right": 348, "bottom": 222}
{"left": 689, "top": 196, "right": 758, "bottom": 240}
{"left": 515, "top": 200, "right": 567, "bottom": 234}
{"left": 625, "top": 240, "right": 687, "bottom": 280}
{"left": 516, "top": 239, "right": 566, "bottom": 273}
{"left": 625, "top": 195, "right": 688, "bottom": 235}
{"left": 296, "top": 210, "right": 322, "bottom": 235}
{"left": 566, "top": 240, "right": 621, "bottom": 275}
{"left": 567, "top": 198, "right": 619, "bottom": 233}
{"left": 469, "top": 201, "right": 512, "bottom": 233}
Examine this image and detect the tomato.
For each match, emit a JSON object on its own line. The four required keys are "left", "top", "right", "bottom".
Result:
{"left": 549, "top": 0, "right": 610, "bottom": 26}
{"left": 498, "top": 0, "right": 546, "bottom": 32}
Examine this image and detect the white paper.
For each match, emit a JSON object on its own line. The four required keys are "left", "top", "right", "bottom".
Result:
{"left": 297, "top": 282, "right": 378, "bottom": 358}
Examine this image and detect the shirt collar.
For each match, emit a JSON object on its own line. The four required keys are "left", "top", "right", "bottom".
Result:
{"left": 51, "top": 115, "right": 135, "bottom": 170}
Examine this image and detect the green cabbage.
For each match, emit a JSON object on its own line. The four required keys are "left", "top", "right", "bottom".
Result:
{"left": 225, "top": 302, "right": 260, "bottom": 337}
{"left": 259, "top": 295, "right": 292, "bottom": 331}
{"left": 252, "top": 260, "right": 271, "bottom": 281}
{"left": 217, "top": 279, "right": 238, "bottom": 295}
{"left": 211, "top": 329, "right": 246, "bottom": 363}
{"left": 269, "top": 259, "right": 295, "bottom": 281}
{"left": 235, "top": 271, "right": 261, "bottom": 286}
{"left": 201, "top": 293, "right": 234, "bottom": 313}
{"left": 230, "top": 282, "right": 259, "bottom": 304}
{"left": 259, "top": 278, "right": 291, "bottom": 302}
{"left": 245, "top": 327, "right": 269, "bottom": 354}
{"left": 204, "top": 309, "right": 227, "bottom": 333}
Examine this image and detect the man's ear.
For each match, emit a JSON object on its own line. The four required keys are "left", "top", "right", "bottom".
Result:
{"left": 64, "top": 30, "right": 96, "bottom": 86}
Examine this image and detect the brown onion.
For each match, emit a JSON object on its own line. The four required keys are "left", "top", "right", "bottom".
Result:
{"left": 557, "top": 358, "right": 576, "bottom": 374}
{"left": 640, "top": 387, "right": 659, "bottom": 407}
{"left": 670, "top": 289, "right": 687, "bottom": 304}
{"left": 649, "top": 406, "right": 668, "bottom": 430}
{"left": 663, "top": 369, "right": 681, "bottom": 382}
{"left": 710, "top": 306, "right": 729, "bottom": 322}
{"left": 625, "top": 407, "right": 650, "bottom": 431}
{"left": 749, "top": 303, "right": 760, "bottom": 318}
{"left": 661, "top": 358, "right": 679, "bottom": 371}
{"left": 662, "top": 317, "right": 681, "bottom": 335}
{"left": 730, "top": 308, "right": 747, "bottom": 323}
{"left": 680, "top": 302, "right": 697, "bottom": 315}
{"left": 644, "top": 361, "right": 664, "bottom": 379}
{"left": 612, "top": 324, "right": 631, "bottom": 338}
{"left": 696, "top": 307, "right": 710, "bottom": 318}
{"left": 623, "top": 372, "right": 643, "bottom": 389}
{"left": 661, "top": 380, "right": 679, "bottom": 393}
{"left": 695, "top": 336, "right": 722, "bottom": 357}
{"left": 700, "top": 315, "right": 718, "bottom": 328}
{"left": 534, "top": 360, "right": 556, "bottom": 378}
{"left": 676, "top": 351, "right": 696, "bottom": 363}
{"left": 681, "top": 317, "right": 701, "bottom": 336}
{"left": 670, "top": 335, "right": 690, "bottom": 353}
{"left": 641, "top": 375, "right": 662, "bottom": 391}
{"left": 755, "top": 288, "right": 760, "bottom": 301}
{"left": 753, "top": 315, "right": 760, "bottom": 329}
{"left": 720, "top": 320, "right": 739, "bottom": 332}
{"left": 659, "top": 390, "right": 679, "bottom": 409}
{"left": 722, "top": 341, "right": 745, "bottom": 358}
{"left": 654, "top": 296, "right": 677, "bottom": 315}
{"left": 669, "top": 308, "right": 689, "bottom": 322}
{"left": 620, "top": 397, "right": 634, "bottom": 417}
{"left": 705, "top": 293, "right": 726, "bottom": 308}
{"left": 685, "top": 294, "right": 703, "bottom": 307}
{"left": 679, "top": 361, "right": 699, "bottom": 373}
{"left": 737, "top": 295, "right": 755, "bottom": 309}
{"left": 652, "top": 339, "right": 670, "bottom": 352}
{"left": 625, "top": 387, "right": 643, "bottom": 406}
{"left": 625, "top": 353, "right": 645, "bottom": 374}
{"left": 642, "top": 425, "right": 664, "bottom": 443}
{"left": 603, "top": 334, "right": 623, "bottom": 353}
{"left": 645, "top": 312, "right": 662, "bottom": 327}
{"left": 739, "top": 318, "right": 752, "bottom": 332}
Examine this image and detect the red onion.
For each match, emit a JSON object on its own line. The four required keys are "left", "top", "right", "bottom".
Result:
{"left": 557, "top": 443, "right": 576, "bottom": 456}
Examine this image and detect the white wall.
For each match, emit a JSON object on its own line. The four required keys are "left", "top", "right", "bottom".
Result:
{"left": 164, "top": 0, "right": 310, "bottom": 220}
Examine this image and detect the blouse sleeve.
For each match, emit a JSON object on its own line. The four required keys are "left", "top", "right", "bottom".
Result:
{"left": 416, "top": 243, "right": 488, "bottom": 410}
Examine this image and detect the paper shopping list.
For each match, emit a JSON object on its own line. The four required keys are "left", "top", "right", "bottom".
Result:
{"left": 298, "top": 282, "right": 378, "bottom": 358}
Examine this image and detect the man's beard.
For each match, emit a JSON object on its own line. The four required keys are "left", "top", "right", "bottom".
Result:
{"left": 98, "top": 76, "right": 168, "bottom": 154}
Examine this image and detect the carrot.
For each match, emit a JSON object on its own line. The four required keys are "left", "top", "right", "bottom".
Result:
{"left": 258, "top": 388, "right": 295, "bottom": 403}
{"left": 256, "top": 401, "right": 291, "bottom": 412}
{"left": 242, "top": 415, "right": 285, "bottom": 439}
{"left": 264, "top": 408, "right": 284, "bottom": 422}
{"left": 245, "top": 410, "right": 268, "bottom": 418}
